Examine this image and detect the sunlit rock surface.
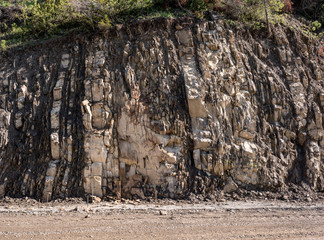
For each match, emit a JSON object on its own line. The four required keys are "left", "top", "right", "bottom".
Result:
{"left": 0, "top": 17, "right": 323, "bottom": 200}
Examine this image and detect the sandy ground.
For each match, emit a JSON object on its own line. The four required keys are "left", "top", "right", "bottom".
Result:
{"left": 0, "top": 200, "right": 324, "bottom": 240}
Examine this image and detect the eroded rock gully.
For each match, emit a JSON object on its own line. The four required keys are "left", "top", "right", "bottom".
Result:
{"left": 0, "top": 17, "right": 323, "bottom": 201}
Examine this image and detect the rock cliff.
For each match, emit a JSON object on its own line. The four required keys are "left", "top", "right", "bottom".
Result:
{"left": 0, "top": 16, "right": 323, "bottom": 200}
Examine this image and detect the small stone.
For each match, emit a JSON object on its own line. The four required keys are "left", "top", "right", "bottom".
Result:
{"left": 281, "top": 195, "right": 289, "bottom": 201}
{"left": 91, "top": 195, "right": 102, "bottom": 203}
{"left": 159, "top": 210, "right": 168, "bottom": 215}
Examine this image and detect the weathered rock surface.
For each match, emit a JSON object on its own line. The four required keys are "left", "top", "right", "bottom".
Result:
{"left": 0, "top": 16, "right": 323, "bottom": 200}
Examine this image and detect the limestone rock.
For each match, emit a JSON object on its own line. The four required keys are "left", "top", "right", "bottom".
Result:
{"left": 61, "top": 54, "right": 70, "bottom": 68}
{"left": 0, "top": 17, "right": 323, "bottom": 200}
{"left": 50, "top": 133, "right": 60, "bottom": 160}
{"left": 0, "top": 110, "right": 10, "bottom": 128}
{"left": 223, "top": 178, "right": 238, "bottom": 193}
{"left": 84, "top": 134, "right": 107, "bottom": 163}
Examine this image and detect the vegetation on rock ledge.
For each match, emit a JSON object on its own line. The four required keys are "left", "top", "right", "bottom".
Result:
{"left": 0, "top": 0, "right": 323, "bottom": 51}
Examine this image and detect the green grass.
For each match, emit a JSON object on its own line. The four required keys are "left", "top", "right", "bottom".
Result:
{"left": 0, "top": 0, "right": 12, "bottom": 7}
{"left": 0, "top": 0, "right": 34, "bottom": 7}
{"left": 0, "top": 1, "right": 31, "bottom": 51}
{"left": 2, "top": 0, "right": 318, "bottom": 52}
{"left": 0, "top": 1, "right": 187, "bottom": 51}
{"left": 0, "top": 0, "right": 190, "bottom": 51}
{"left": 138, "top": 8, "right": 185, "bottom": 19}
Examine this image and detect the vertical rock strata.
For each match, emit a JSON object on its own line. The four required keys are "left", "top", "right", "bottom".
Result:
{"left": 0, "top": 17, "right": 323, "bottom": 199}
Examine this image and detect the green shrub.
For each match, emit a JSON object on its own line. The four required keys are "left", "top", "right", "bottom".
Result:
{"left": 0, "top": 0, "right": 303, "bottom": 46}
{"left": 0, "top": 40, "right": 7, "bottom": 51}
{"left": 189, "top": 0, "right": 209, "bottom": 12}
{"left": 22, "top": 0, "right": 90, "bottom": 37}
{"left": 312, "top": 20, "right": 322, "bottom": 31}
{"left": 240, "top": 0, "right": 284, "bottom": 24}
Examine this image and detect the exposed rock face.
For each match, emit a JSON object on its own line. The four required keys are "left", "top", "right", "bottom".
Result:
{"left": 0, "top": 17, "right": 323, "bottom": 200}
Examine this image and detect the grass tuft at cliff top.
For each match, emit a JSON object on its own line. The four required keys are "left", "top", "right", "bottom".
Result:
{"left": 0, "top": 0, "right": 323, "bottom": 51}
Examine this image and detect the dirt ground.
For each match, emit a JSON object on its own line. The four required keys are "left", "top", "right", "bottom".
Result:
{"left": 0, "top": 200, "right": 324, "bottom": 240}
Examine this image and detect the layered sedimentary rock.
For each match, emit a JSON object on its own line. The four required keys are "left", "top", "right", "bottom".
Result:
{"left": 0, "top": 16, "right": 323, "bottom": 200}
